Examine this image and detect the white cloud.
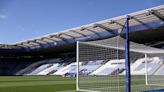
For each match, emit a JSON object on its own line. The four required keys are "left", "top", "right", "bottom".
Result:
{"left": 0, "top": 15, "right": 6, "bottom": 19}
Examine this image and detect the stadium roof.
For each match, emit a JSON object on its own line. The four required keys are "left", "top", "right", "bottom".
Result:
{"left": 83, "top": 36, "right": 164, "bottom": 54}
{"left": 0, "top": 5, "right": 164, "bottom": 50}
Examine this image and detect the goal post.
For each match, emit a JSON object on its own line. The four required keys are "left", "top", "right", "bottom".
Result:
{"left": 76, "top": 37, "right": 164, "bottom": 92}
{"left": 76, "top": 41, "right": 126, "bottom": 92}
{"left": 76, "top": 41, "right": 79, "bottom": 91}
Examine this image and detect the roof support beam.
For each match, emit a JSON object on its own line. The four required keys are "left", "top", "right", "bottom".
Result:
{"left": 150, "top": 41, "right": 164, "bottom": 47}
{"left": 13, "top": 44, "right": 26, "bottom": 48}
{"left": 94, "top": 24, "right": 117, "bottom": 35}
{"left": 58, "top": 33, "right": 76, "bottom": 39}
{"left": 28, "top": 42, "right": 40, "bottom": 45}
{"left": 26, "top": 40, "right": 42, "bottom": 45}
{"left": 34, "top": 39, "right": 57, "bottom": 47}
{"left": 110, "top": 20, "right": 125, "bottom": 27}
{"left": 35, "top": 39, "right": 48, "bottom": 44}
{"left": 110, "top": 20, "right": 126, "bottom": 33}
{"left": 129, "top": 16, "right": 153, "bottom": 29}
{"left": 81, "top": 27, "right": 102, "bottom": 38}
{"left": 33, "top": 41, "right": 43, "bottom": 45}
{"left": 41, "top": 37, "right": 58, "bottom": 42}
{"left": 17, "top": 43, "right": 31, "bottom": 48}
{"left": 21, "top": 42, "right": 35, "bottom": 47}
{"left": 49, "top": 35, "right": 68, "bottom": 43}
{"left": 70, "top": 30, "right": 88, "bottom": 37}
{"left": 149, "top": 10, "right": 164, "bottom": 21}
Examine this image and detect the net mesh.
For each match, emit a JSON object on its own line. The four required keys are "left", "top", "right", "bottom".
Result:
{"left": 77, "top": 36, "right": 164, "bottom": 92}
{"left": 78, "top": 42, "right": 125, "bottom": 92}
{"left": 146, "top": 55, "right": 164, "bottom": 86}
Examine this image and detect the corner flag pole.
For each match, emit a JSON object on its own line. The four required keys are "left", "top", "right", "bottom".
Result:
{"left": 125, "top": 15, "right": 131, "bottom": 92}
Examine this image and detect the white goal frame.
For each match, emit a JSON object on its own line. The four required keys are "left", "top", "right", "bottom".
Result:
{"left": 76, "top": 40, "right": 164, "bottom": 92}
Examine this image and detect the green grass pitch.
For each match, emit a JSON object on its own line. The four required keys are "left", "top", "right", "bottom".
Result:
{"left": 0, "top": 76, "right": 76, "bottom": 92}
{"left": 0, "top": 75, "right": 163, "bottom": 92}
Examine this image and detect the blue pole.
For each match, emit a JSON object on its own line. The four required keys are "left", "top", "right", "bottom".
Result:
{"left": 125, "top": 15, "right": 131, "bottom": 92}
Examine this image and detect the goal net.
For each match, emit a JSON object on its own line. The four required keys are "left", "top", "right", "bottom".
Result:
{"left": 145, "top": 55, "right": 164, "bottom": 86}
{"left": 76, "top": 41, "right": 126, "bottom": 92}
{"left": 76, "top": 36, "right": 164, "bottom": 92}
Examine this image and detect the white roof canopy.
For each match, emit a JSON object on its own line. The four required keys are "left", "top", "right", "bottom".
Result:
{"left": 1, "top": 5, "right": 164, "bottom": 49}
{"left": 83, "top": 36, "right": 164, "bottom": 54}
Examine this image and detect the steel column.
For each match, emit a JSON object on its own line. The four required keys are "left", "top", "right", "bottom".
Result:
{"left": 125, "top": 15, "right": 131, "bottom": 92}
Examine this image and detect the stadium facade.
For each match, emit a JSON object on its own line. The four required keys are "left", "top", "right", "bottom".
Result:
{"left": 0, "top": 4, "right": 163, "bottom": 77}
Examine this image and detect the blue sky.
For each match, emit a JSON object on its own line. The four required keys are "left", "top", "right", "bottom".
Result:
{"left": 0, "top": 0, "right": 163, "bottom": 44}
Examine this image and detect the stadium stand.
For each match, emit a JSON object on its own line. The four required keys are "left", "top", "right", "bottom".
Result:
{"left": 30, "top": 63, "right": 53, "bottom": 75}
{"left": 53, "top": 62, "right": 77, "bottom": 75}
{"left": 37, "top": 63, "right": 60, "bottom": 75}
{"left": 0, "top": 5, "right": 163, "bottom": 78}
{"left": 0, "top": 58, "right": 36, "bottom": 75}
{"left": 154, "top": 57, "right": 164, "bottom": 75}
{"left": 155, "top": 64, "right": 164, "bottom": 75}
{"left": 16, "top": 58, "right": 62, "bottom": 75}
{"left": 131, "top": 57, "right": 162, "bottom": 75}
{"left": 79, "top": 60, "right": 103, "bottom": 75}
{"left": 91, "top": 59, "right": 125, "bottom": 75}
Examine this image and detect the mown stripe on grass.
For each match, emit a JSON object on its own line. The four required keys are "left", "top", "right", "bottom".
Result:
{"left": 0, "top": 81, "right": 75, "bottom": 87}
